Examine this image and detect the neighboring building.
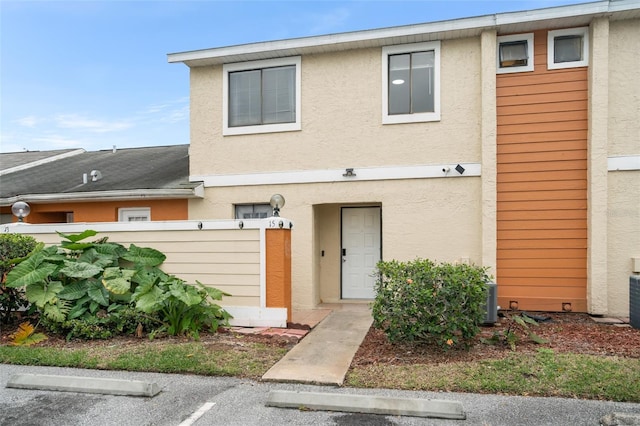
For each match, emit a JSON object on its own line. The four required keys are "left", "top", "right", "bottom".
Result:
{"left": 0, "top": 145, "right": 202, "bottom": 224}
{"left": 169, "top": 0, "right": 639, "bottom": 317}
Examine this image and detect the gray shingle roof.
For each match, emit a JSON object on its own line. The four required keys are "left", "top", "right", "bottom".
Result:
{"left": 0, "top": 145, "right": 195, "bottom": 204}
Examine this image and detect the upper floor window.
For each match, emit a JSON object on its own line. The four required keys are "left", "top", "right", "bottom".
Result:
{"left": 382, "top": 41, "right": 440, "bottom": 124}
{"left": 223, "top": 57, "right": 301, "bottom": 136}
{"left": 547, "top": 27, "right": 589, "bottom": 70}
{"left": 497, "top": 33, "right": 534, "bottom": 74}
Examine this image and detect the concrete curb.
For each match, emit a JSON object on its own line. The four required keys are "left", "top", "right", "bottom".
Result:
{"left": 266, "top": 390, "right": 466, "bottom": 419}
{"left": 600, "top": 412, "right": 640, "bottom": 425}
{"left": 6, "top": 374, "right": 161, "bottom": 397}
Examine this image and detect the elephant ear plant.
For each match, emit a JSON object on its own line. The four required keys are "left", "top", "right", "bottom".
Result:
{"left": 4, "top": 230, "right": 231, "bottom": 340}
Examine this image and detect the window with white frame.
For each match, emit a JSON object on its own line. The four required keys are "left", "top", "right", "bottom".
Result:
{"left": 497, "top": 33, "right": 534, "bottom": 74}
{"left": 235, "top": 204, "right": 272, "bottom": 219}
{"left": 382, "top": 41, "right": 440, "bottom": 124}
{"left": 547, "top": 27, "right": 589, "bottom": 70}
{"left": 223, "top": 56, "right": 301, "bottom": 136}
{"left": 118, "top": 208, "right": 150, "bottom": 222}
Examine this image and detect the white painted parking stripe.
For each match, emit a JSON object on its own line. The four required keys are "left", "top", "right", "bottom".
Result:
{"left": 179, "top": 402, "right": 216, "bottom": 426}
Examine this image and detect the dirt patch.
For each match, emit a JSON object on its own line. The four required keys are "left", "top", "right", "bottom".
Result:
{"left": 351, "top": 312, "right": 640, "bottom": 368}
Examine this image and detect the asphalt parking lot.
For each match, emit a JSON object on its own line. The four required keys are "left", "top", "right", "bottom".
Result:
{"left": 2, "top": 364, "right": 639, "bottom": 426}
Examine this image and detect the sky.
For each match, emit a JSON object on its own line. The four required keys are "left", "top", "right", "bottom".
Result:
{"left": 1, "top": 0, "right": 590, "bottom": 154}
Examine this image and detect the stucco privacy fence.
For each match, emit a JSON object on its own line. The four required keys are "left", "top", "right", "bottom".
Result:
{"left": 2, "top": 218, "right": 293, "bottom": 328}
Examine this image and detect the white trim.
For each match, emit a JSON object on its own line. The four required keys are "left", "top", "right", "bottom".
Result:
{"left": 223, "top": 306, "right": 287, "bottom": 328}
{"left": 259, "top": 226, "right": 267, "bottom": 308}
{"left": 382, "top": 41, "right": 441, "bottom": 124}
{"left": 547, "top": 27, "right": 589, "bottom": 70}
{"left": 496, "top": 33, "right": 534, "bottom": 74}
{"left": 168, "top": 2, "right": 640, "bottom": 67}
{"left": 608, "top": 155, "right": 640, "bottom": 171}
{"left": 2, "top": 218, "right": 294, "bottom": 235}
{"left": 222, "top": 56, "right": 301, "bottom": 136}
{"left": 192, "top": 163, "right": 481, "bottom": 188}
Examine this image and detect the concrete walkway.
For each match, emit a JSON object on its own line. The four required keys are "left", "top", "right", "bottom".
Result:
{"left": 262, "top": 304, "right": 372, "bottom": 385}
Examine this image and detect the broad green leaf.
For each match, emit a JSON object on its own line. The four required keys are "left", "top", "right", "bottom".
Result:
{"left": 43, "top": 300, "right": 69, "bottom": 322}
{"left": 25, "top": 281, "right": 63, "bottom": 307}
{"left": 93, "top": 242, "right": 126, "bottom": 259}
{"left": 522, "top": 315, "right": 539, "bottom": 326}
{"left": 122, "top": 244, "right": 166, "bottom": 266}
{"left": 67, "top": 304, "right": 88, "bottom": 320}
{"left": 4, "top": 251, "right": 57, "bottom": 288}
{"left": 87, "top": 281, "right": 109, "bottom": 306}
{"left": 78, "top": 248, "right": 117, "bottom": 268}
{"left": 197, "top": 281, "right": 231, "bottom": 300}
{"left": 56, "top": 230, "right": 98, "bottom": 243}
{"left": 58, "top": 281, "right": 89, "bottom": 300}
{"left": 169, "top": 282, "right": 201, "bottom": 306}
{"left": 60, "top": 260, "right": 103, "bottom": 279}
{"left": 102, "top": 267, "right": 135, "bottom": 295}
{"left": 514, "top": 316, "right": 526, "bottom": 327}
{"left": 135, "top": 286, "right": 166, "bottom": 313}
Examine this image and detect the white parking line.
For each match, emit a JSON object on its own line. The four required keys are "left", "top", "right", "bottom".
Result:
{"left": 178, "top": 402, "right": 216, "bottom": 426}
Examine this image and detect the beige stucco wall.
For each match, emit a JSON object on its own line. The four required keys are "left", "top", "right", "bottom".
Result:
{"left": 188, "top": 36, "right": 486, "bottom": 309}
{"left": 189, "top": 177, "right": 482, "bottom": 309}
{"left": 189, "top": 37, "right": 482, "bottom": 177}
{"left": 605, "top": 18, "right": 640, "bottom": 316}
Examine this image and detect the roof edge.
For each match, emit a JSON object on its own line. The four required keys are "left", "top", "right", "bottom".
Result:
{"left": 1, "top": 186, "right": 204, "bottom": 207}
{"left": 168, "top": 0, "right": 639, "bottom": 67}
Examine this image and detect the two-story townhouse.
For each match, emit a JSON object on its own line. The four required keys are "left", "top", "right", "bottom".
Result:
{"left": 169, "top": 0, "right": 640, "bottom": 317}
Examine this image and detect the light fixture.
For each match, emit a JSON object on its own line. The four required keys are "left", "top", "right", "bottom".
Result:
{"left": 270, "top": 194, "right": 285, "bottom": 217}
{"left": 455, "top": 164, "right": 465, "bottom": 175}
{"left": 392, "top": 79, "right": 405, "bottom": 85}
{"left": 11, "top": 201, "right": 31, "bottom": 222}
{"left": 343, "top": 168, "right": 356, "bottom": 177}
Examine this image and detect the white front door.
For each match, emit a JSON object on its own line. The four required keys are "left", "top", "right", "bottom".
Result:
{"left": 341, "top": 207, "right": 381, "bottom": 299}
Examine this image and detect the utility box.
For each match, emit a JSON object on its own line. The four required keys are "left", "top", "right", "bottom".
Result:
{"left": 483, "top": 282, "right": 498, "bottom": 324}
{"left": 631, "top": 275, "right": 640, "bottom": 330}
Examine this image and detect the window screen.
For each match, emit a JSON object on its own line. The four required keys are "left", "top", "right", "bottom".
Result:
{"left": 554, "top": 35, "right": 583, "bottom": 63}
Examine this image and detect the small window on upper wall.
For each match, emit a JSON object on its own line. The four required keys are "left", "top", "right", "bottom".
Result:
{"left": 119, "top": 208, "right": 150, "bottom": 222}
{"left": 548, "top": 27, "right": 589, "bottom": 69}
{"left": 496, "top": 33, "right": 534, "bottom": 74}
{"left": 382, "top": 41, "right": 440, "bottom": 124}
{"left": 223, "top": 56, "right": 301, "bottom": 136}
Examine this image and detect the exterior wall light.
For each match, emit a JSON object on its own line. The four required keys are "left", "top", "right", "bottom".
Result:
{"left": 455, "top": 164, "right": 465, "bottom": 174}
{"left": 11, "top": 201, "right": 31, "bottom": 222}
{"left": 270, "top": 194, "right": 285, "bottom": 217}
{"left": 343, "top": 168, "right": 356, "bottom": 177}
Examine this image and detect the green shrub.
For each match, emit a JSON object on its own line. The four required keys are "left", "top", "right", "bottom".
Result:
{"left": 0, "top": 233, "right": 38, "bottom": 324}
{"left": 41, "top": 306, "right": 162, "bottom": 340}
{"left": 372, "top": 259, "right": 490, "bottom": 349}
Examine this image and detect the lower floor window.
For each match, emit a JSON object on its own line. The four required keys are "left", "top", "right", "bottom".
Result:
{"left": 235, "top": 204, "right": 271, "bottom": 219}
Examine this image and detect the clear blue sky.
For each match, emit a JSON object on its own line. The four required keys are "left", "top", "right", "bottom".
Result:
{"left": 1, "top": 0, "right": 588, "bottom": 153}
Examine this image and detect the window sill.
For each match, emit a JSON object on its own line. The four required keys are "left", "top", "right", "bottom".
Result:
{"left": 223, "top": 122, "right": 301, "bottom": 136}
{"left": 382, "top": 112, "right": 440, "bottom": 125}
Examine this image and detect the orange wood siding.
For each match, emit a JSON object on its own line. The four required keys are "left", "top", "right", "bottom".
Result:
{"left": 496, "top": 30, "right": 588, "bottom": 312}
{"left": 6, "top": 199, "right": 188, "bottom": 223}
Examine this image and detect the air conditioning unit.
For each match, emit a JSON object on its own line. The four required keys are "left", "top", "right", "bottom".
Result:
{"left": 483, "top": 282, "right": 498, "bottom": 324}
